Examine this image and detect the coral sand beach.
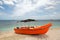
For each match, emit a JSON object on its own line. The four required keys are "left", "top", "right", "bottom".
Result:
{"left": 0, "top": 28, "right": 60, "bottom": 40}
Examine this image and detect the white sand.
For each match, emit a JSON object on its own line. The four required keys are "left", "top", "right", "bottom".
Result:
{"left": 0, "top": 28, "right": 60, "bottom": 40}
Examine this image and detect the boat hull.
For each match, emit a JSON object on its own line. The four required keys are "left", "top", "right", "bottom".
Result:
{"left": 14, "top": 28, "right": 49, "bottom": 34}
{"left": 14, "top": 23, "right": 52, "bottom": 34}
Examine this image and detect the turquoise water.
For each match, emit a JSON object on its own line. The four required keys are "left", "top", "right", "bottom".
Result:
{"left": 0, "top": 20, "right": 60, "bottom": 31}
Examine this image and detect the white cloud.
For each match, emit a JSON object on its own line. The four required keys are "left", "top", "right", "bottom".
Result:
{"left": 2, "top": 0, "right": 16, "bottom": 6}
{"left": 0, "top": 6, "right": 5, "bottom": 9}
{"left": 44, "top": 0, "right": 59, "bottom": 10}
{"left": 45, "top": 6, "right": 55, "bottom": 10}
{"left": 46, "top": 0, "right": 59, "bottom": 5}
{"left": 13, "top": 0, "right": 18, "bottom": 3}
{"left": 11, "top": 0, "right": 49, "bottom": 18}
{"left": 43, "top": 12, "right": 60, "bottom": 20}
{"left": 27, "top": 12, "right": 60, "bottom": 20}
{"left": 0, "top": 1, "right": 3, "bottom": 5}
{"left": 0, "top": 0, "right": 60, "bottom": 20}
{"left": 25, "top": 16, "right": 41, "bottom": 19}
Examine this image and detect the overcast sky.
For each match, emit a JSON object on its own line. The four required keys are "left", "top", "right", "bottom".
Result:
{"left": 0, "top": 0, "right": 60, "bottom": 20}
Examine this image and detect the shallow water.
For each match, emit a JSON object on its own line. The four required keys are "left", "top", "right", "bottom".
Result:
{"left": 0, "top": 20, "right": 60, "bottom": 31}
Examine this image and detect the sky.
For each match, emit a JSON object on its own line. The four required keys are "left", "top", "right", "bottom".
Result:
{"left": 0, "top": 0, "right": 60, "bottom": 20}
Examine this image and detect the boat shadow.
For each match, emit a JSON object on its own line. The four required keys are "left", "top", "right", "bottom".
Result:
{"left": 21, "top": 34, "right": 48, "bottom": 40}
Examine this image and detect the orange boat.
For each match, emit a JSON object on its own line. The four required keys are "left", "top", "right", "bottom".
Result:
{"left": 14, "top": 23, "right": 52, "bottom": 34}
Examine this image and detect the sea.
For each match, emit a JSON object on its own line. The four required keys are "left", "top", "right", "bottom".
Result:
{"left": 0, "top": 20, "right": 60, "bottom": 32}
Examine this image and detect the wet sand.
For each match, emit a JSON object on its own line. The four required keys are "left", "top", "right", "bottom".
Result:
{"left": 0, "top": 28, "right": 60, "bottom": 40}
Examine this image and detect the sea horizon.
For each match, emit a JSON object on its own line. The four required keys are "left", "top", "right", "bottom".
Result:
{"left": 0, "top": 20, "right": 60, "bottom": 32}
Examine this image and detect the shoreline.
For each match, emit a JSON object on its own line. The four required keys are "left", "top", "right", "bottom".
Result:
{"left": 0, "top": 28, "right": 60, "bottom": 40}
